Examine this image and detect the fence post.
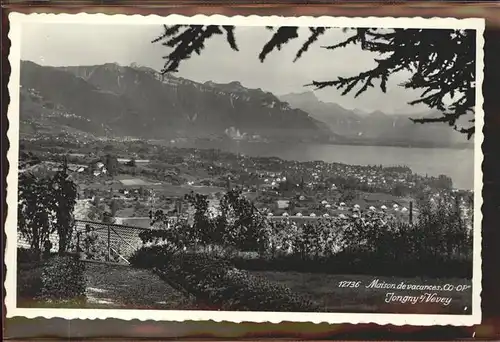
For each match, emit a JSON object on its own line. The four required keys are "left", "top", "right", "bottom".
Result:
{"left": 107, "top": 224, "right": 111, "bottom": 262}
{"left": 409, "top": 201, "right": 413, "bottom": 225}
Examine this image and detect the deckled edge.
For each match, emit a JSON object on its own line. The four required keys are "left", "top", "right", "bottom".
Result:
{"left": 5, "top": 9, "right": 22, "bottom": 322}
{"left": 3, "top": 12, "right": 488, "bottom": 29}
{"left": 4, "top": 12, "right": 485, "bottom": 326}
{"left": 473, "top": 10, "right": 485, "bottom": 327}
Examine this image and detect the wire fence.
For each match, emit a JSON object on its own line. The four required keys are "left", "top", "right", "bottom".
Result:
{"left": 71, "top": 220, "right": 149, "bottom": 265}
{"left": 17, "top": 220, "right": 150, "bottom": 265}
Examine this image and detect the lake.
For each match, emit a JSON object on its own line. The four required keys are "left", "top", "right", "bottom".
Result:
{"left": 173, "top": 141, "right": 475, "bottom": 190}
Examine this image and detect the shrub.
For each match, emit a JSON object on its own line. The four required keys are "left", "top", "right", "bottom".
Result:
{"left": 157, "top": 252, "right": 319, "bottom": 312}
{"left": 17, "top": 263, "right": 44, "bottom": 301}
{"left": 18, "top": 247, "right": 45, "bottom": 263}
{"left": 132, "top": 246, "right": 318, "bottom": 311}
{"left": 129, "top": 245, "right": 178, "bottom": 268}
{"left": 39, "top": 255, "right": 86, "bottom": 303}
{"left": 139, "top": 215, "right": 198, "bottom": 253}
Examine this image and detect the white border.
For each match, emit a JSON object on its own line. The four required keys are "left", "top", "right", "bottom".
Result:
{"left": 5, "top": 12, "right": 485, "bottom": 326}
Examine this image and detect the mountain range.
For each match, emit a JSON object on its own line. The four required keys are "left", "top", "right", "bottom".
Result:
{"left": 19, "top": 61, "right": 471, "bottom": 148}
{"left": 19, "top": 61, "right": 331, "bottom": 143}
{"left": 279, "top": 91, "right": 471, "bottom": 148}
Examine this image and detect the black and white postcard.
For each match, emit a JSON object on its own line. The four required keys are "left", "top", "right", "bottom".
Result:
{"left": 5, "top": 13, "right": 484, "bottom": 325}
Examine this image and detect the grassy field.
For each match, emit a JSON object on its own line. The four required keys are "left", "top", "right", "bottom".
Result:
{"left": 118, "top": 178, "right": 151, "bottom": 186}
{"left": 148, "top": 183, "right": 224, "bottom": 197}
{"left": 251, "top": 271, "right": 472, "bottom": 314}
{"left": 108, "top": 175, "right": 224, "bottom": 197}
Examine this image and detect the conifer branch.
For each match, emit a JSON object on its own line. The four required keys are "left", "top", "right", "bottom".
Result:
{"left": 153, "top": 25, "right": 477, "bottom": 139}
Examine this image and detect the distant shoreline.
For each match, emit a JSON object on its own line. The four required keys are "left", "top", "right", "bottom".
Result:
{"left": 321, "top": 139, "right": 474, "bottom": 150}
{"left": 177, "top": 137, "right": 474, "bottom": 150}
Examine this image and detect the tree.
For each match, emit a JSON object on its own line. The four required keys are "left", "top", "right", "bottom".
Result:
{"left": 110, "top": 199, "right": 119, "bottom": 217}
{"left": 18, "top": 172, "right": 55, "bottom": 257}
{"left": 102, "top": 212, "right": 115, "bottom": 224}
{"left": 51, "top": 170, "right": 78, "bottom": 254}
{"left": 153, "top": 26, "right": 477, "bottom": 138}
{"left": 104, "top": 154, "right": 118, "bottom": 176}
{"left": 184, "top": 191, "right": 211, "bottom": 245}
{"left": 339, "top": 189, "right": 357, "bottom": 204}
{"left": 218, "top": 189, "right": 267, "bottom": 251}
{"left": 18, "top": 167, "right": 78, "bottom": 257}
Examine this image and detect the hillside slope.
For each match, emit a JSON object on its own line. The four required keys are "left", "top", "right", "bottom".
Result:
{"left": 19, "top": 61, "right": 331, "bottom": 142}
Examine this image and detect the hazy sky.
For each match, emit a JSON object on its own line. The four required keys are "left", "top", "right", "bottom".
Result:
{"left": 21, "top": 22, "right": 430, "bottom": 114}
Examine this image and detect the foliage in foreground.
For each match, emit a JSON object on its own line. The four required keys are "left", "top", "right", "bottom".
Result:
{"left": 17, "top": 252, "right": 86, "bottom": 305}
{"left": 143, "top": 189, "right": 473, "bottom": 277}
{"left": 130, "top": 246, "right": 319, "bottom": 312}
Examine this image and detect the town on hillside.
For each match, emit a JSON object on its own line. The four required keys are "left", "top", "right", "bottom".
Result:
{"left": 19, "top": 135, "right": 473, "bottom": 229}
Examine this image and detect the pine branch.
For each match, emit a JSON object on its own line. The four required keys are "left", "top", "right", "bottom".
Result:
{"left": 322, "top": 28, "right": 367, "bottom": 50}
{"left": 152, "top": 25, "right": 183, "bottom": 44}
{"left": 294, "top": 27, "right": 327, "bottom": 62}
{"left": 259, "top": 27, "right": 299, "bottom": 62}
{"left": 223, "top": 26, "right": 239, "bottom": 51}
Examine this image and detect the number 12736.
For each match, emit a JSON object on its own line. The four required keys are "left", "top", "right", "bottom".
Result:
{"left": 338, "top": 281, "right": 361, "bottom": 288}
